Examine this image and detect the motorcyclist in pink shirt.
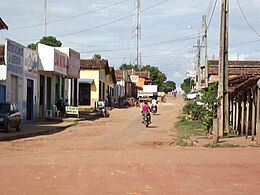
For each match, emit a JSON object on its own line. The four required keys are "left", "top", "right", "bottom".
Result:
{"left": 141, "top": 100, "right": 151, "bottom": 123}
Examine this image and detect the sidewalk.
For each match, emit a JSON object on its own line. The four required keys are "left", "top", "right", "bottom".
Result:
{"left": 0, "top": 111, "right": 102, "bottom": 141}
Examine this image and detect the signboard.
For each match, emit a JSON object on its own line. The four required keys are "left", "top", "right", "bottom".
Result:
{"left": 56, "top": 47, "right": 80, "bottom": 78}
{"left": 186, "top": 70, "right": 196, "bottom": 78}
{"left": 143, "top": 85, "right": 158, "bottom": 93}
{"left": 24, "top": 48, "right": 38, "bottom": 79}
{"left": 54, "top": 50, "right": 67, "bottom": 75}
{"left": 130, "top": 75, "right": 139, "bottom": 83}
{"left": 37, "top": 43, "right": 67, "bottom": 75}
{"left": 6, "top": 39, "right": 24, "bottom": 76}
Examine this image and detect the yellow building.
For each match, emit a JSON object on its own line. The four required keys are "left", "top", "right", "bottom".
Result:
{"left": 79, "top": 59, "right": 116, "bottom": 108}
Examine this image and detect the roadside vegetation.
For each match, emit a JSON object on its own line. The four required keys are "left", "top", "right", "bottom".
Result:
{"left": 175, "top": 117, "right": 206, "bottom": 146}
{"left": 177, "top": 81, "right": 246, "bottom": 148}
{"left": 176, "top": 82, "right": 225, "bottom": 147}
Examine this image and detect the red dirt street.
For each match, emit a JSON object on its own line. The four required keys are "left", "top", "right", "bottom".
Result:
{"left": 0, "top": 95, "right": 259, "bottom": 195}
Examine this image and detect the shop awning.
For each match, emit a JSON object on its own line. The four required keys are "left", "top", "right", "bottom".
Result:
{"left": 79, "top": 79, "right": 94, "bottom": 84}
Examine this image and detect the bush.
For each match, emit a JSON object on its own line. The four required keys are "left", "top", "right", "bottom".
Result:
{"left": 183, "top": 100, "right": 204, "bottom": 120}
{"left": 182, "top": 82, "right": 221, "bottom": 136}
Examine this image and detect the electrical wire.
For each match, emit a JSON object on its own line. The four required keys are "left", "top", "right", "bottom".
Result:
{"left": 236, "top": 0, "right": 260, "bottom": 38}
{"left": 10, "top": 0, "right": 130, "bottom": 31}
{"left": 207, "top": 0, "right": 218, "bottom": 30}
{"left": 57, "top": 0, "right": 167, "bottom": 38}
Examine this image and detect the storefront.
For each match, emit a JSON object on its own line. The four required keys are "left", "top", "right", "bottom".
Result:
{"left": 4, "top": 39, "right": 38, "bottom": 122}
{"left": 37, "top": 43, "right": 67, "bottom": 116}
{"left": 56, "top": 48, "right": 80, "bottom": 106}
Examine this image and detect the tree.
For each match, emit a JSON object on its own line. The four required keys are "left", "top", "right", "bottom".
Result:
{"left": 181, "top": 78, "right": 195, "bottom": 94}
{"left": 140, "top": 65, "right": 167, "bottom": 90}
{"left": 27, "top": 36, "right": 62, "bottom": 50}
{"left": 92, "top": 54, "right": 102, "bottom": 60}
{"left": 119, "top": 63, "right": 139, "bottom": 71}
{"left": 161, "top": 81, "right": 176, "bottom": 93}
{"left": 27, "top": 43, "right": 37, "bottom": 50}
{"left": 200, "top": 82, "right": 220, "bottom": 135}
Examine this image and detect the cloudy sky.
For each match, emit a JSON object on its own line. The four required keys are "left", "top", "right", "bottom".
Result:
{"left": 1, "top": 0, "right": 260, "bottom": 87}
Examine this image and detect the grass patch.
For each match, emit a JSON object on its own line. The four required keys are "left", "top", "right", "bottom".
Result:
{"left": 204, "top": 143, "right": 241, "bottom": 148}
{"left": 175, "top": 117, "right": 206, "bottom": 146}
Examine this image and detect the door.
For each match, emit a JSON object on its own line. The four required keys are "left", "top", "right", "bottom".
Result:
{"left": 0, "top": 85, "right": 6, "bottom": 102}
{"left": 10, "top": 75, "right": 18, "bottom": 102}
{"left": 39, "top": 75, "right": 45, "bottom": 115}
{"left": 47, "top": 77, "right": 52, "bottom": 110}
{"left": 27, "top": 79, "right": 33, "bottom": 120}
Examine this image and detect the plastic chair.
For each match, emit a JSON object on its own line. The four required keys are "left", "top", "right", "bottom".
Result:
{"left": 53, "top": 105, "right": 61, "bottom": 117}
{"left": 46, "top": 109, "right": 53, "bottom": 117}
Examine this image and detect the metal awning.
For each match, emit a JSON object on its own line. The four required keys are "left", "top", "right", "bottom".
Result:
{"left": 79, "top": 79, "right": 94, "bottom": 84}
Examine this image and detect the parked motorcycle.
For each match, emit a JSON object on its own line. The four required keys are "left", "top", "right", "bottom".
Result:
{"left": 151, "top": 104, "right": 157, "bottom": 115}
{"left": 97, "top": 101, "right": 110, "bottom": 117}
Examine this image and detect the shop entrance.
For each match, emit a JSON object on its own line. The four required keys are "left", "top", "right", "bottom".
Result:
{"left": 26, "top": 79, "right": 34, "bottom": 120}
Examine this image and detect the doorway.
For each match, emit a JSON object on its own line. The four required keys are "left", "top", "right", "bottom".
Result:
{"left": 27, "top": 79, "right": 34, "bottom": 120}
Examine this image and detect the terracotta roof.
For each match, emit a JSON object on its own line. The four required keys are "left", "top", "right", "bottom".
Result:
{"left": 80, "top": 59, "right": 109, "bottom": 74}
{"left": 208, "top": 60, "right": 260, "bottom": 76}
{"left": 208, "top": 60, "right": 260, "bottom": 67}
{"left": 229, "top": 75, "right": 260, "bottom": 97}
{"left": 0, "top": 18, "right": 8, "bottom": 30}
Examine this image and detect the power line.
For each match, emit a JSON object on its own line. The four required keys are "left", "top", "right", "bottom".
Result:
{"left": 57, "top": 0, "right": 167, "bottom": 38}
{"left": 10, "top": 0, "right": 130, "bottom": 31}
{"left": 77, "top": 34, "right": 198, "bottom": 54}
{"left": 207, "top": 0, "right": 218, "bottom": 30}
{"left": 236, "top": 0, "right": 260, "bottom": 38}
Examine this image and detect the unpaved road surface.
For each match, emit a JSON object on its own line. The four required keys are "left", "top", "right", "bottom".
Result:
{"left": 0, "top": 95, "right": 260, "bottom": 195}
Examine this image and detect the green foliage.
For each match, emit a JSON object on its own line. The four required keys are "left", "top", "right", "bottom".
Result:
{"left": 140, "top": 65, "right": 167, "bottom": 90}
{"left": 27, "top": 36, "right": 62, "bottom": 50}
{"left": 39, "top": 36, "right": 62, "bottom": 47}
{"left": 92, "top": 54, "right": 102, "bottom": 60}
{"left": 183, "top": 100, "right": 204, "bottom": 120}
{"left": 175, "top": 118, "right": 206, "bottom": 146}
{"left": 199, "top": 82, "right": 220, "bottom": 133}
{"left": 182, "top": 82, "right": 220, "bottom": 135}
{"left": 181, "top": 78, "right": 195, "bottom": 94}
{"left": 161, "top": 81, "right": 176, "bottom": 93}
{"left": 119, "top": 63, "right": 139, "bottom": 71}
{"left": 204, "top": 143, "right": 241, "bottom": 148}
{"left": 27, "top": 43, "right": 37, "bottom": 50}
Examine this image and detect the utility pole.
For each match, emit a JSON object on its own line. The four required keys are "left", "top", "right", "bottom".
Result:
{"left": 203, "top": 15, "right": 209, "bottom": 88}
{"left": 194, "top": 30, "right": 202, "bottom": 90}
{"left": 216, "top": 0, "right": 229, "bottom": 142}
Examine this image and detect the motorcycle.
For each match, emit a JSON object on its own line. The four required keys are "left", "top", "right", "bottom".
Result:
{"left": 98, "top": 101, "right": 110, "bottom": 117}
{"left": 151, "top": 104, "right": 157, "bottom": 115}
{"left": 142, "top": 112, "right": 151, "bottom": 127}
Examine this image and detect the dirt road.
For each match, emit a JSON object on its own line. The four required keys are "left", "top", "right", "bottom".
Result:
{"left": 0, "top": 95, "right": 259, "bottom": 195}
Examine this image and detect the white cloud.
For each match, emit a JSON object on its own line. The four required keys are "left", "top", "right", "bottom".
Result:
{"left": 1, "top": 0, "right": 260, "bottom": 87}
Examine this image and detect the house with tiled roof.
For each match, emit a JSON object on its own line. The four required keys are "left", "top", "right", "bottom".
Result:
{"left": 203, "top": 60, "right": 260, "bottom": 84}
{"left": 79, "top": 59, "right": 116, "bottom": 107}
{"left": 114, "top": 69, "right": 133, "bottom": 100}
{"left": 201, "top": 60, "right": 260, "bottom": 143}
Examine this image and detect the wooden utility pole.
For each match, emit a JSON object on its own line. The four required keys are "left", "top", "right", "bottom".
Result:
{"left": 203, "top": 15, "right": 209, "bottom": 88}
{"left": 217, "top": 0, "right": 229, "bottom": 140}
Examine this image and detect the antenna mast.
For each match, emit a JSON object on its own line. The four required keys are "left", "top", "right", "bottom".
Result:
{"left": 131, "top": 0, "right": 142, "bottom": 68}
{"left": 44, "top": 0, "right": 47, "bottom": 36}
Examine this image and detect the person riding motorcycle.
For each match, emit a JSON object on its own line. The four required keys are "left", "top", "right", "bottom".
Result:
{"left": 151, "top": 97, "right": 158, "bottom": 113}
{"left": 141, "top": 100, "right": 151, "bottom": 123}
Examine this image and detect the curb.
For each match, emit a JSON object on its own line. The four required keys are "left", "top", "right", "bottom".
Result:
{"left": 0, "top": 123, "right": 76, "bottom": 142}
